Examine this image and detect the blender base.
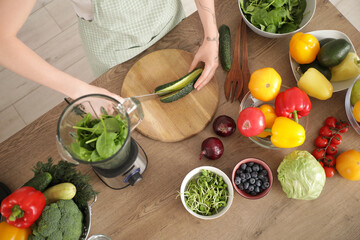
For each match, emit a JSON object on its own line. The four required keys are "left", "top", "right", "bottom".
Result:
{"left": 92, "top": 138, "right": 148, "bottom": 190}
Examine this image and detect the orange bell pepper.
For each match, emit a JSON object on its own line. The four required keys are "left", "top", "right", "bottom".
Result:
{"left": 257, "top": 104, "right": 277, "bottom": 138}
{"left": 0, "top": 221, "right": 31, "bottom": 240}
{"left": 289, "top": 32, "right": 320, "bottom": 64}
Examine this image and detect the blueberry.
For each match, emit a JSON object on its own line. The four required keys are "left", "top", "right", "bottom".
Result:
{"left": 248, "top": 185, "right": 255, "bottom": 192}
{"left": 264, "top": 182, "right": 270, "bottom": 188}
{"left": 262, "top": 169, "right": 268, "bottom": 176}
{"left": 250, "top": 191, "right": 257, "bottom": 196}
{"left": 261, "top": 185, "right": 267, "bottom": 190}
{"left": 259, "top": 165, "right": 264, "bottom": 170}
{"left": 249, "top": 178, "right": 256, "bottom": 184}
{"left": 248, "top": 162, "right": 254, "bottom": 167}
{"left": 252, "top": 164, "right": 260, "bottom": 172}
{"left": 244, "top": 182, "right": 249, "bottom": 189}
{"left": 246, "top": 167, "right": 252, "bottom": 173}
{"left": 235, "top": 176, "right": 241, "bottom": 185}
{"left": 256, "top": 179, "right": 262, "bottom": 187}
{"left": 251, "top": 171, "right": 258, "bottom": 178}
{"left": 238, "top": 183, "right": 244, "bottom": 190}
{"left": 240, "top": 173, "right": 246, "bottom": 179}
{"left": 255, "top": 186, "right": 261, "bottom": 193}
{"left": 245, "top": 173, "right": 251, "bottom": 179}
{"left": 236, "top": 169, "right": 241, "bottom": 175}
{"left": 258, "top": 174, "right": 264, "bottom": 180}
{"left": 240, "top": 163, "right": 247, "bottom": 170}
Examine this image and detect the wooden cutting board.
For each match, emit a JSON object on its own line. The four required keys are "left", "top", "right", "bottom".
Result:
{"left": 121, "top": 49, "right": 219, "bottom": 142}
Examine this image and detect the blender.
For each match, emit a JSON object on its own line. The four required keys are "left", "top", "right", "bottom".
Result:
{"left": 56, "top": 94, "right": 147, "bottom": 190}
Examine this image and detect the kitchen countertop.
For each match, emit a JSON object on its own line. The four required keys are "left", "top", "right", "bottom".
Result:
{"left": 1, "top": 0, "right": 360, "bottom": 239}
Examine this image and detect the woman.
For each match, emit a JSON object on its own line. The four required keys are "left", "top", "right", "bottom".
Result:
{"left": 0, "top": 0, "right": 219, "bottom": 102}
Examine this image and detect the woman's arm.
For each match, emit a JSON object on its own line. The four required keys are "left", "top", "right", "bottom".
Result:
{"left": 190, "top": 0, "right": 219, "bottom": 90}
{"left": 0, "top": 0, "right": 122, "bottom": 101}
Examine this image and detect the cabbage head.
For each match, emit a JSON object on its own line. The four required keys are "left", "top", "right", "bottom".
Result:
{"left": 277, "top": 150, "right": 326, "bottom": 200}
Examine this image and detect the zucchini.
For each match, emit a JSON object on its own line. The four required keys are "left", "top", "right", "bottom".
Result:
{"left": 160, "top": 73, "right": 202, "bottom": 103}
{"left": 154, "top": 68, "right": 203, "bottom": 95}
{"left": 319, "top": 38, "right": 335, "bottom": 47}
{"left": 43, "top": 182, "right": 76, "bottom": 204}
{"left": 23, "top": 172, "right": 52, "bottom": 192}
{"left": 299, "top": 59, "right": 332, "bottom": 80}
{"left": 317, "top": 39, "right": 351, "bottom": 67}
{"left": 219, "top": 24, "right": 232, "bottom": 71}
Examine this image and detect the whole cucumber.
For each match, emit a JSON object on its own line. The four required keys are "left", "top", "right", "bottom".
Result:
{"left": 219, "top": 24, "right": 232, "bottom": 71}
{"left": 317, "top": 39, "right": 351, "bottom": 67}
{"left": 23, "top": 172, "right": 52, "bottom": 192}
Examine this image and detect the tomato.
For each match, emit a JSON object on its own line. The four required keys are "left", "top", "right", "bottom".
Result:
{"left": 237, "top": 107, "right": 266, "bottom": 137}
{"left": 319, "top": 126, "right": 333, "bottom": 137}
{"left": 335, "top": 121, "right": 349, "bottom": 133}
{"left": 330, "top": 134, "right": 342, "bottom": 145}
{"left": 319, "top": 161, "right": 324, "bottom": 167}
{"left": 314, "top": 136, "right": 328, "bottom": 148}
{"left": 324, "top": 166, "right": 335, "bottom": 178}
{"left": 312, "top": 148, "right": 325, "bottom": 160}
{"left": 257, "top": 104, "right": 277, "bottom": 138}
{"left": 323, "top": 155, "right": 336, "bottom": 167}
{"left": 324, "top": 116, "right": 337, "bottom": 128}
{"left": 326, "top": 144, "right": 338, "bottom": 155}
{"left": 248, "top": 67, "right": 282, "bottom": 102}
{"left": 289, "top": 32, "right": 320, "bottom": 64}
{"left": 336, "top": 149, "right": 360, "bottom": 181}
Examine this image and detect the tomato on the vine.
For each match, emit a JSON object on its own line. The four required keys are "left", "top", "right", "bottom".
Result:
{"left": 330, "top": 134, "right": 342, "bottom": 145}
{"left": 324, "top": 166, "right": 335, "bottom": 178}
{"left": 325, "top": 116, "right": 337, "bottom": 128}
{"left": 323, "top": 155, "right": 336, "bottom": 167}
{"left": 326, "top": 144, "right": 338, "bottom": 155}
{"left": 314, "top": 136, "right": 328, "bottom": 148}
{"left": 312, "top": 148, "right": 325, "bottom": 160}
{"left": 339, "top": 122, "right": 349, "bottom": 133}
{"left": 319, "top": 161, "right": 324, "bottom": 167}
{"left": 319, "top": 126, "right": 333, "bottom": 137}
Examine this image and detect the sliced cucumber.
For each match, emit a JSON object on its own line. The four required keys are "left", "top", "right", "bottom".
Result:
{"left": 160, "top": 73, "right": 202, "bottom": 103}
{"left": 155, "top": 68, "right": 203, "bottom": 95}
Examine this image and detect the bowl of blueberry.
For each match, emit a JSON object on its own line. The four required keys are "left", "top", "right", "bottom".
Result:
{"left": 232, "top": 158, "right": 273, "bottom": 199}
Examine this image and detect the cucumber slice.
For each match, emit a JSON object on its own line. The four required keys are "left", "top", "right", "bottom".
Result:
{"left": 155, "top": 68, "right": 203, "bottom": 95}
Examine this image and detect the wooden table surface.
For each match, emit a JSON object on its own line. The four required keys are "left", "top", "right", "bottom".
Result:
{"left": 1, "top": 0, "right": 360, "bottom": 239}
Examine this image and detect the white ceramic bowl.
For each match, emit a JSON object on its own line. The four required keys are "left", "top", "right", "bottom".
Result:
{"left": 290, "top": 30, "right": 357, "bottom": 92}
{"left": 238, "top": 0, "right": 316, "bottom": 38}
{"left": 345, "top": 76, "right": 360, "bottom": 135}
{"left": 180, "top": 166, "right": 233, "bottom": 220}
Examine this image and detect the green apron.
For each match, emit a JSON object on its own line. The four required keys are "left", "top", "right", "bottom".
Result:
{"left": 77, "top": 0, "right": 186, "bottom": 77}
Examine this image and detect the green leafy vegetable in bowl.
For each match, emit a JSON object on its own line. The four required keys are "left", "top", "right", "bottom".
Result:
{"left": 277, "top": 150, "right": 326, "bottom": 200}
{"left": 183, "top": 169, "right": 229, "bottom": 216}
{"left": 71, "top": 113, "right": 128, "bottom": 162}
{"left": 240, "top": 0, "right": 307, "bottom": 34}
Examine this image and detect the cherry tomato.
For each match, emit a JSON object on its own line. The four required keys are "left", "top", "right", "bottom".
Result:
{"left": 312, "top": 148, "right": 325, "bottom": 160}
{"left": 314, "top": 136, "right": 328, "bottom": 148}
{"left": 335, "top": 121, "right": 349, "bottom": 133}
{"left": 323, "top": 155, "right": 336, "bottom": 167}
{"left": 324, "top": 116, "right": 337, "bottom": 128}
{"left": 319, "top": 161, "right": 324, "bottom": 167}
{"left": 319, "top": 126, "right": 333, "bottom": 137}
{"left": 324, "top": 166, "right": 335, "bottom": 178}
{"left": 237, "top": 107, "right": 266, "bottom": 137}
{"left": 326, "top": 144, "right": 338, "bottom": 155}
{"left": 330, "top": 134, "right": 342, "bottom": 145}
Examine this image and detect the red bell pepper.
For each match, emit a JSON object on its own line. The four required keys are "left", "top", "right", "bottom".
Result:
{"left": 0, "top": 186, "right": 46, "bottom": 229}
{"left": 274, "top": 87, "right": 311, "bottom": 123}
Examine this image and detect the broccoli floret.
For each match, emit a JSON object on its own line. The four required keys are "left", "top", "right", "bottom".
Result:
{"left": 30, "top": 200, "right": 83, "bottom": 240}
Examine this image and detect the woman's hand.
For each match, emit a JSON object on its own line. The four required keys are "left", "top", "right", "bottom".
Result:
{"left": 189, "top": 38, "right": 219, "bottom": 90}
{"left": 73, "top": 84, "right": 124, "bottom": 103}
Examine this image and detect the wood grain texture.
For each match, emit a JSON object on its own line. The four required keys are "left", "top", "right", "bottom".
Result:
{"left": 121, "top": 49, "right": 219, "bottom": 142}
{"left": 1, "top": 1, "right": 360, "bottom": 240}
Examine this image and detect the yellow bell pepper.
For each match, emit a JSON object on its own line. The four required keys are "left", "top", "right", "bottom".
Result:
{"left": 270, "top": 117, "right": 305, "bottom": 148}
{"left": 257, "top": 104, "right": 277, "bottom": 138}
{"left": 0, "top": 221, "right": 31, "bottom": 240}
{"left": 289, "top": 32, "right": 320, "bottom": 64}
{"left": 353, "top": 99, "right": 360, "bottom": 122}
{"left": 330, "top": 52, "right": 360, "bottom": 82}
{"left": 297, "top": 68, "right": 333, "bottom": 100}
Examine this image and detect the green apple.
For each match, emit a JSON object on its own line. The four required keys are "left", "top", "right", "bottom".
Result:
{"left": 350, "top": 79, "right": 360, "bottom": 106}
